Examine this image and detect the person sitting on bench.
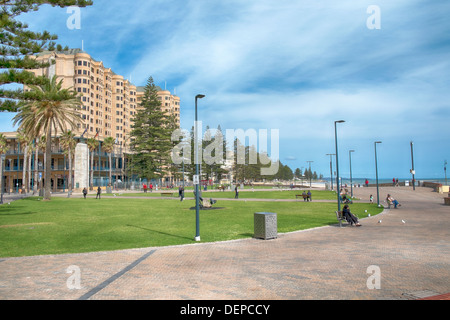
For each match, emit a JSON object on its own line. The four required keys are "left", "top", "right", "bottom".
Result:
{"left": 343, "top": 204, "right": 361, "bottom": 226}
{"left": 386, "top": 194, "right": 401, "bottom": 208}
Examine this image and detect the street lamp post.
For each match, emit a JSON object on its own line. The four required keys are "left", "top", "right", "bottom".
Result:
{"left": 410, "top": 141, "right": 415, "bottom": 191}
{"left": 349, "top": 150, "right": 355, "bottom": 198}
{"left": 374, "top": 141, "right": 382, "bottom": 207}
{"left": 445, "top": 160, "right": 448, "bottom": 185}
{"left": 0, "top": 154, "right": 5, "bottom": 204}
{"left": 334, "top": 120, "right": 345, "bottom": 212}
{"left": 307, "top": 161, "right": 313, "bottom": 188}
{"left": 194, "top": 94, "right": 205, "bottom": 242}
{"left": 326, "top": 154, "right": 335, "bottom": 191}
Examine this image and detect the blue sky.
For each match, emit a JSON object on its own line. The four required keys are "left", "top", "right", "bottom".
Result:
{"left": 1, "top": 0, "right": 449, "bottom": 180}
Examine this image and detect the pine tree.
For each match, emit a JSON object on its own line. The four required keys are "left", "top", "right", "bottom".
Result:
{"left": 0, "top": 0, "right": 93, "bottom": 111}
{"left": 129, "top": 77, "right": 174, "bottom": 183}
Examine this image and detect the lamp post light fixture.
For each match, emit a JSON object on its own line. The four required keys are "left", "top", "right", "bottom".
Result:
{"left": 374, "top": 141, "right": 382, "bottom": 207}
{"left": 326, "top": 154, "right": 335, "bottom": 191}
{"left": 349, "top": 149, "right": 355, "bottom": 198}
{"left": 194, "top": 94, "right": 205, "bottom": 242}
{"left": 334, "top": 120, "right": 345, "bottom": 212}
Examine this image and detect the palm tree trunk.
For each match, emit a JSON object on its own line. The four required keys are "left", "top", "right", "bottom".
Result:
{"left": 22, "top": 145, "right": 28, "bottom": 193}
{"left": 27, "top": 150, "right": 32, "bottom": 193}
{"left": 44, "top": 126, "right": 52, "bottom": 201}
{"left": 109, "top": 153, "right": 112, "bottom": 186}
{"left": 34, "top": 141, "right": 38, "bottom": 194}
{"left": 90, "top": 151, "right": 94, "bottom": 189}
{"left": 68, "top": 148, "right": 72, "bottom": 197}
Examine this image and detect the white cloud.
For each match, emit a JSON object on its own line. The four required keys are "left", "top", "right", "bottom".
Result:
{"left": 3, "top": 0, "right": 449, "bottom": 178}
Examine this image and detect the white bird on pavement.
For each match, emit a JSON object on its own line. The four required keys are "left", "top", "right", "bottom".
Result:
{"left": 378, "top": 220, "right": 382, "bottom": 223}
{"left": 402, "top": 220, "right": 406, "bottom": 223}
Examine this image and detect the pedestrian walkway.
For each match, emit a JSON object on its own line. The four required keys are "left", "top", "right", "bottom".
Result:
{"left": 0, "top": 186, "right": 448, "bottom": 300}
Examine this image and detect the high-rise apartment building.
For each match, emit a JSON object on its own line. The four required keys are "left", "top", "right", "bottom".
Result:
{"left": 0, "top": 49, "right": 181, "bottom": 193}
{"left": 29, "top": 49, "right": 180, "bottom": 145}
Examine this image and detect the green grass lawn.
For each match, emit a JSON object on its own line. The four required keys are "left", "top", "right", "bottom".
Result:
{"left": 0, "top": 196, "right": 382, "bottom": 258}
{"left": 107, "top": 189, "right": 339, "bottom": 200}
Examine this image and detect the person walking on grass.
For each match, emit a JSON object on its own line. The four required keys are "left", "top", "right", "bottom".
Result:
{"left": 96, "top": 186, "right": 101, "bottom": 199}
{"left": 83, "top": 187, "right": 87, "bottom": 199}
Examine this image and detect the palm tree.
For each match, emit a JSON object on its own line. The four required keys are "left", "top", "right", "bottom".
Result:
{"left": 13, "top": 76, "right": 81, "bottom": 200}
{"left": 87, "top": 137, "right": 99, "bottom": 189}
{"left": 60, "top": 130, "right": 76, "bottom": 197}
{"left": 0, "top": 134, "right": 7, "bottom": 197}
{"left": 102, "top": 137, "right": 115, "bottom": 187}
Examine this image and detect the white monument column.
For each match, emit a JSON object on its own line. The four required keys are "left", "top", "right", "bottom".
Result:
{"left": 74, "top": 143, "right": 89, "bottom": 191}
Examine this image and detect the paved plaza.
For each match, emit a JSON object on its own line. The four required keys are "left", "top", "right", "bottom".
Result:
{"left": 0, "top": 185, "right": 449, "bottom": 300}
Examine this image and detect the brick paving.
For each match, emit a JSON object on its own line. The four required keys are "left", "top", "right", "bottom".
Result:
{"left": 0, "top": 186, "right": 449, "bottom": 300}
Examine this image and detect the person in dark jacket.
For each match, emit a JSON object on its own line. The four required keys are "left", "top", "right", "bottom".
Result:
{"left": 343, "top": 204, "right": 361, "bottom": 226}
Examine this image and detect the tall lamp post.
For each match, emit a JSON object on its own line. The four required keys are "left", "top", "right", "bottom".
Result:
{"left": 334, "top": 120, "right": 345, "bottom": 212}
{"left": 194, "top": 94, "right": 205, "bottom": 242}
{"left": 307, "top": 161, "right": 313, "bottom": 188}
{"left": 349, "top": 149, "right": 355, "bottom": 198}
{"left": 326, "top": 154, "right": 335, "bottom": 191}
{"left": 374, "top": 141, "right": 382, "bottom": 207}
{"left": 410, "top": 141, "right": 415, "bottom": 191}
{"left": 445, "top": 160, "right": 448, "bottom": 185}
{"left": 0, "top": 154, "right": 5, "bottom": 204}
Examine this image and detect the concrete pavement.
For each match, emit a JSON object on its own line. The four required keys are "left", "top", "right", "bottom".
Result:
{"left": 0, "top": 186, "right": 449, "bottom": 300}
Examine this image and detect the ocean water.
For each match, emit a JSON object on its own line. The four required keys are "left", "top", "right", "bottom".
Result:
{"left": 329, "top": 178, "right": 448, "bottom": 185}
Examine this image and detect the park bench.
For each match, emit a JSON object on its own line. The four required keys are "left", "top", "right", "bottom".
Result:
{"left": 296, "top": 194, "right": 311, "bottom": 201}
{"left": 335, "top": 211, "right": 349, "bottom": 228}
{"left": 386, "top": 199, "right": 393, "bottom": 208}
{"left": 161, "top": 192, "right": 175, "bottom": 197}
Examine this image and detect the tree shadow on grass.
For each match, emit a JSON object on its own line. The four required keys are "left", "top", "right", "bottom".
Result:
{"left": 0, "top": 211, "right": 36, "bottom": 216}
{"left": 126, "top": 224, "right": 192, "bottom": 241}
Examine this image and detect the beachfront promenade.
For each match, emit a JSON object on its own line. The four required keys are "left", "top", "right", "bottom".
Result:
{"left": 0, "top": 185, "right": 448, "bottom": 300}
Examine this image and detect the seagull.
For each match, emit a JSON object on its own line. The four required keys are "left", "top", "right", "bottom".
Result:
{"left": 402, "top": 220, "right": 406, "bottom": 224}
{"left": 378, "top": 220, "right": 382, "bottom": 223}
{"left": 368, "top": 213, "right": 371, "bottom": 217}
